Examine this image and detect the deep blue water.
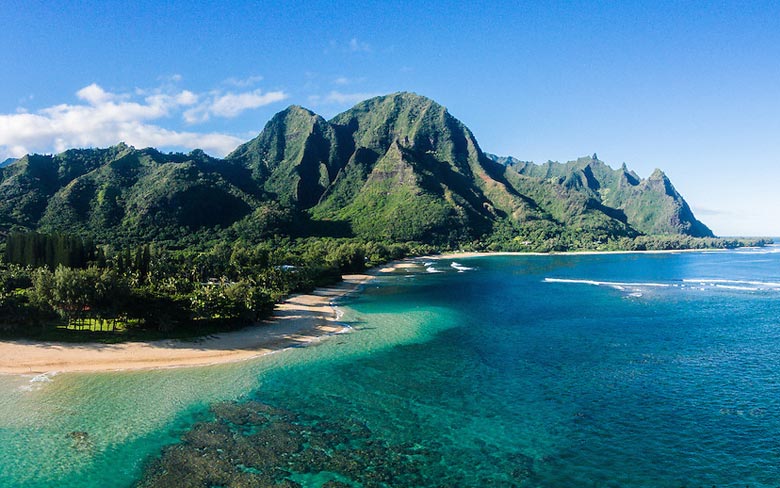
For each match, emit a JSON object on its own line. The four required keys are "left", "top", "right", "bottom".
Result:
{"left": 3, "top": 248, "right": 780, "bottom": 487}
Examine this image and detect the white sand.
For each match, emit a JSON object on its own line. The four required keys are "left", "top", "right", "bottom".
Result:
{"left": 0, "top": 274, "right": 375, "bottom": 375}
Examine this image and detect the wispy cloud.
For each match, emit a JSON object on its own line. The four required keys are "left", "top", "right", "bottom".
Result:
{"left": 0, "top": 82, "right": 288, "bottom": 159}
{"left": 326, "top": 38, "right": 372, "bottom": 54}
{"left": 308, "top": 91, "right": 380, "bottom": 106}
{"left": 157, "top": 73, "right": 183, "bottom": 83}
{"left": 332, "top": 76, "right": 366, "bottom": 86}
{"left": 692, "top": 206, "right": 730, "bottom": 217}
{"left": 222, "top": 75, "right": 264, "bottom": 88}
{"left": 348, "top": 37, "right": 371, "bottom": 52}
{"left": 184, "top": 89, "right": 288, "bottom": 123}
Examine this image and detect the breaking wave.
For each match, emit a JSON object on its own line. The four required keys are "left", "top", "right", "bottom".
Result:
{"left": 545, "top": 277, "right": 780, "bottom": 294}
{"left": 450, "top": 262, "right": 475, "bottom": 272}
{"left": 543, "top": 278, "right": 671, "bottom": 289}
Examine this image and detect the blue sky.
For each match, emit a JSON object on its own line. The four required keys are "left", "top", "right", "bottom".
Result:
{"left": 1, "top": 0, "right": 778, "bottom": 235}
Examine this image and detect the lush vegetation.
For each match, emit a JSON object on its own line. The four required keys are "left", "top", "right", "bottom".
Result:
{"left": 0, "top": 92, "right": 769, "bottom": 341}
{"left": 0, "top": 235, "right": 419, "bottom": 341}
{"left": 5, "top": 231, "right": 101, "bottom": 269}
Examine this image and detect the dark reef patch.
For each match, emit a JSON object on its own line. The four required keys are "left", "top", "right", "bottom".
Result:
{"left": 136, "top": 399, "right": 534, "bottom": 488}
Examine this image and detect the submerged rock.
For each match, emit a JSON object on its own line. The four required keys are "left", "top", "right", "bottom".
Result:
{"left": 136, "top": 399, "right": 533, "bottom": 487}
{"left": 67, "top": 431, "right": 92, "bottom": 451}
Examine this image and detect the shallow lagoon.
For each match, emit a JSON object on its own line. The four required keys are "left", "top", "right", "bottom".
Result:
{"left": 4, "top": 249, "right": 780, "bottom": 486}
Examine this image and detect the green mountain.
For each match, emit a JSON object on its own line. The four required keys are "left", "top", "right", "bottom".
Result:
{"left": 0, "top": 145, "right": 267, "bottom": 242}
{"left": 227, "top": 93, "right": 537, "bottom": 243}
{"left": 0, "top": 92, "right": 713, "bottom": 247}
{"left": 488, "top": 154, "right": 713, "bottom": 237}
{"left": 0, "top": 158, "right": 16, "bottom": 168}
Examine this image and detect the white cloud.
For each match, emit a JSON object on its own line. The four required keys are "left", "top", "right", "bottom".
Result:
{"left": 184, "top": 89, "right": 288, "bottom": 123}
{"left": 176, "top": 90, "right": 199, "bottom": 105}
{"left": 182, "top": 107, "right": 210, "bottom": 124}
{"left": 0, "top": 82, "right": 288, "bottom": 159}
{"left": 76, "top": 83, "right": 122, "bottom": 105}
{"left": 211, "top": 90, "right": 287, "bottom": 117}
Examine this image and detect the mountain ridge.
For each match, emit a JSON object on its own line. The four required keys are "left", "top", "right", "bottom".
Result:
{"left": 0, "top": 92, "right": 714, "bottom": 249}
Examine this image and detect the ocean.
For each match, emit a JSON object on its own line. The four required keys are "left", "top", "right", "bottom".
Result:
{"left": 2, "top": 248, "right": 780, "bottom": 487}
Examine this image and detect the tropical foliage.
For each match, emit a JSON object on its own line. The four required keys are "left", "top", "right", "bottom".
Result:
{"left": 0, "top": 235, "right": 417, "bottom": 339}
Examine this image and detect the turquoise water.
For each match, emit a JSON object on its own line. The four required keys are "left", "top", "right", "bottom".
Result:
{"left": 3, "top": 249, "right": 780, "bottom": 486}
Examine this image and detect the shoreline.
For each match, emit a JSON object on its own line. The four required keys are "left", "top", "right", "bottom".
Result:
{"left": 428, "top": 248, "right": 734, "bottom": 260}
{"left": 0, "top": 247, "right": 757, "bottom": 375}
{"left": 0, "top": 273, "right": 379, "bottom": 375}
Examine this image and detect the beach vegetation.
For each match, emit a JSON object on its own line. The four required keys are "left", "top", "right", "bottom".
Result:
{"left": 0, "top": 235, "right": 416, "bottom": 341}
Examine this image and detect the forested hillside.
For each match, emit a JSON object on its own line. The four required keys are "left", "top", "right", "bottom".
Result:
{"left": 0, "top": 93, "right": 714, "bottom": 251}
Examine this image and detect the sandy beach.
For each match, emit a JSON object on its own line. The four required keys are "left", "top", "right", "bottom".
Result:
{"left": 0, "top": 273, "right": 376, "bottom": 375}
{"left": 0, "top": 248, "right": 739, "bottom": 375}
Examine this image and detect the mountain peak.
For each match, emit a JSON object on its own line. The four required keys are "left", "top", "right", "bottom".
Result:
{"left": 339, "top": 92, "right": 445, "bottom": 119}
{"left": 280, "top": 104, "right": 317, "bottom": 117}
{"left": 366, "top": 91, "right": 438, "bottom": 104}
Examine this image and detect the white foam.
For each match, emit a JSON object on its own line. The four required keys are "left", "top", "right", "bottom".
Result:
{"left": 733, "top": 247, "right": 780, "bottom": 255}
{"left": 544, "top": 278, "right": 671, "bottom": 288}
{"left": 333, "top": 306, "right": 345, "bottom": 321}
{"left": 19, "top": 372, "right": 58, "bottom": 392}
{"left": 545, "top": 277, "right": 777, "bottom": 294}
{"left": 714, "top": 285, "right": 760, "bottom": 291}
{"left": 683, "top": 278, "right": 780, "bottom": 288}
{"left": 426, "top": 267, "right": 443, "bottom": 273}
{"left": 450, "top": 262, "right": 475, "bottom": 272}
{"left": 30, "top": 372, "right": 57, "bottom": 383}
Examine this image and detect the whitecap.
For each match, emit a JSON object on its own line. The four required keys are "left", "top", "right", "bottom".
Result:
{"left": 30, "top": 372, "right": 57, "bottom": 383}
{"left": 683, "top": 278, "right": 780, "bottom": 288}
{"left": 450, "top": 262, "right": 475, "bottom": 272}
{"left": 544, "top": 278, "right": 671, "bottom": 288}
{"left": 714, "top": 285, "right": 759, "bottom": 291}
{"left": 734, "top": 245, "right": 780, "bottom": 255}
{"left": 19, "top": 372, "right": 58, "bottom": 392}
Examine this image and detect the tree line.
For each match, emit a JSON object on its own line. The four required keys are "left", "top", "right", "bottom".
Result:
{"left": 0, "top": 228, "right": 770, "bottom": 340}
{"left": 0, "top": 232, "right": 417, "bottom": 339}
{"left": 5, "top": 232, "right": 101, "bottom": 269}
